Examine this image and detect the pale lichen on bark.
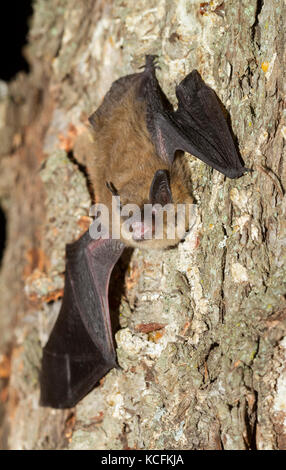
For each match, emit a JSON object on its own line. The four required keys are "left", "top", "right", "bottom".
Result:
{"left": 0, "top": 0, "right": 286, "bottom": 450}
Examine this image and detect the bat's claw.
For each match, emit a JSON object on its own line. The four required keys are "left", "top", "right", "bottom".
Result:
{"left": 106, "top": 181, "right": 119, "bottom": 196}
{"left": 139, "top": 55, "right": 160, "bottom": 72}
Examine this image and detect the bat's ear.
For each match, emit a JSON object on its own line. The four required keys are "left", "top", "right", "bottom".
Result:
{"left": 149, "top": 169, "right": 173, "bottom": 206}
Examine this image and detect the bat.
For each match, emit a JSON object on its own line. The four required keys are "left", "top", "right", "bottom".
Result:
{"left": 40, "top": 55, "right": 247, "bottom": 408}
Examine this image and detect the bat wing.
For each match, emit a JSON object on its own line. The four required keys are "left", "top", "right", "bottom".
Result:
{"left": 40, "top": 231, "right": 125, "bottom": 408}
{"left": 152, "top": 70, "right": 248, "bottom": 178}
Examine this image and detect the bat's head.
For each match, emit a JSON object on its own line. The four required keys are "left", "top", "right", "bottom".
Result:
{"left": 111, "top": 166, "right": 195, "bottom": 250}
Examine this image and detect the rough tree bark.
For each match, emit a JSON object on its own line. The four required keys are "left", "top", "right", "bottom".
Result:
{"left": 0, "top": 0, "right": 285, "bottom": 450}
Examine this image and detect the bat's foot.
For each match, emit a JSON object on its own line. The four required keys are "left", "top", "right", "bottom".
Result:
{"left": 139, "top": 55, "right": 160, "bottom": 73}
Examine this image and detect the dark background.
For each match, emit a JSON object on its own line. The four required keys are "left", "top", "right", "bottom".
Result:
{"left": 0, "top": 1, "right": 33, "bottom": 266}
{"left": 0, "top": 1, "right": 33, "bottom": 81}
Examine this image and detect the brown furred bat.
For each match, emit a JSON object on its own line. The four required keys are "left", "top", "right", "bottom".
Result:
{"left": 40, "top": 56, "right": 247, "bottom": 408}
{"left": 87, "top": 58, "right": 193, "bottom": 249}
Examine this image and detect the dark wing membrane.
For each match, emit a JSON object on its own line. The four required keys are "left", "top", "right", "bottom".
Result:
{"left": 154, "top": 70, "right": 248, "bottom": 178}
{"left": 40, "top": 232, "right": 125, "bottom": 409}
{"left": 140, "top": 57, "right": 174, "bottom": 166}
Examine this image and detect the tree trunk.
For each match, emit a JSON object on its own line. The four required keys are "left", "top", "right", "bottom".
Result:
{"left": 0, "top": 0, "right": 286, "bottom": 450}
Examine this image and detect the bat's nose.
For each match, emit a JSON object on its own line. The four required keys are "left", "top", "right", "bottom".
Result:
{"left": 132, "top": 221, "right": 152, "bottom": 241}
